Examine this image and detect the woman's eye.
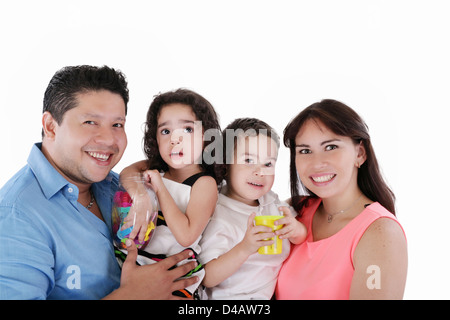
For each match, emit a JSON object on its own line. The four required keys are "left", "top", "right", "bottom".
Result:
{"left": 325, "top": 145, "right": 338, "bottom": 151}
{"left": 84, "top": 120, "right": 96, "bottom": 125}
{"left": 299, "top": 149, "right": 311, "bottom": 154}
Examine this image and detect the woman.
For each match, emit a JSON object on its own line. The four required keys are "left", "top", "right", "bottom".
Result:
{"left": 275, "top": 99, "right": 407, "bottom": 299}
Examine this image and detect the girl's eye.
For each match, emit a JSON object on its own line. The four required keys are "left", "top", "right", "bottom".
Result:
{"left": 325, "top": 145, "right": 338, "bottom": 151}
{"left": 161, "top": 129, "right": 170, "bottom": 135}
{"left": 244, "top": 158, "right": 255, "bottom": 164}
{"left": 184, "top": 127, "right": 193, "bottom": 133}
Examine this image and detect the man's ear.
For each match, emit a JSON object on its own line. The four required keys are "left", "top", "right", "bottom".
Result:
{"left": 42, "top": 111, "right": 57, "bottom": 140}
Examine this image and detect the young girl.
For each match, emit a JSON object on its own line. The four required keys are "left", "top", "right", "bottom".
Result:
{"left": 199, "top": 118, "right": 307, "bottom": 300}
{"left": 119, "top": 88, "right": 222, "bottom": 299}
{"left": 276, "top": 99, "right": 407, "bottom": 299}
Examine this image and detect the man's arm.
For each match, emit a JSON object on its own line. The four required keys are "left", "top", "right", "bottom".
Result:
{"left": 0, "top": 207, "right": 54, "bottom": 300}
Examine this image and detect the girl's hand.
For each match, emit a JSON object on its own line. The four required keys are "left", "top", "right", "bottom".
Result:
{"left": 239, "top": 213, "right": 275, "bottom": 255}
{"left": 143, "top": 169, "right": 164, "bottom": 194}
{"left": 275, "top": 206, "right": 307, "bottom": 244}
{"left": 122, "top": 192, "right": 156, "bottom": 242}
{"left": 124, "top": 169, "right": 164, "bottom": 242}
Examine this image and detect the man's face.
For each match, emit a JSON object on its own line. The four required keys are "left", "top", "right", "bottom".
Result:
{"left": 43, "top": 90, "right": 127, "bottom": 187}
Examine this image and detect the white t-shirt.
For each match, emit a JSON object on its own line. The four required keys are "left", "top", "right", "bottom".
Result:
{"left": 199, "top": 188, "right": 293, "bottom": 300}
{"left": 143, "top": 176, "right": 202, "bottom": 257}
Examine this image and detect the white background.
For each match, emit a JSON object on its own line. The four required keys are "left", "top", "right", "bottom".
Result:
{"left": 1, "top": 0, "right": 448, "bottom": 299}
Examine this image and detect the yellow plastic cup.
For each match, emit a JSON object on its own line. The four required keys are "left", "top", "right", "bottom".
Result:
{"left": 254, "top": 215, "right": 283, "bottom": 254}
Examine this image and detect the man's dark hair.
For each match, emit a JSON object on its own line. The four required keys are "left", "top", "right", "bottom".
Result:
{"left": 43, "top": 65, "right": 129, "bottom": 128}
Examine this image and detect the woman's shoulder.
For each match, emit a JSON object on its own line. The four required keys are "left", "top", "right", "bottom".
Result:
{"left": 361, "top": 202, "right": 405, "bottom": 239}
{"left": 360, "top": 214, "right": 406, "bottom": 244}
{"left": 353, "top": 203, "right": 407, "bottom": 262}
{"left": 352, "top": 204, "right": 408, "bottom": 299}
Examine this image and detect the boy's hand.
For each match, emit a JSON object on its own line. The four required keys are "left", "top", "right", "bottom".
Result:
{"left": 275, "top": 206, "right": 307, "bottom": 244}
{"left": 239, "top": 213, "right": 275, "bottom": 255}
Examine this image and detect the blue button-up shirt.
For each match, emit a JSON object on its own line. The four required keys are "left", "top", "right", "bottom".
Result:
{"left": 0, "top": 143, "right": 121, "bottom": 299}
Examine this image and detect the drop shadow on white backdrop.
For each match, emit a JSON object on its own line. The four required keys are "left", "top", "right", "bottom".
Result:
{"left": 1, "top": 1, "right": 449, "bottom": 299}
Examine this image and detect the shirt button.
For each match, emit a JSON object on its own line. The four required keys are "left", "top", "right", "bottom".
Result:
{"left": 68, "top": 187, "right": 74, "bottom": 193}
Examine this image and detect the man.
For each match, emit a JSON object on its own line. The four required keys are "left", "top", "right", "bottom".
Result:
{"left": 0, "top": 65, "right": 197, "bottom": 299}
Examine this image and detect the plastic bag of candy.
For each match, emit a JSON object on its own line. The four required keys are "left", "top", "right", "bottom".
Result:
{"left": 112, "top": 177, "right": 158, "bottom": 250}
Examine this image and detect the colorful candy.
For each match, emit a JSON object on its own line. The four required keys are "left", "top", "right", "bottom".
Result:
{"left": 112, "top": 190, "right": 158, "bottom": 250}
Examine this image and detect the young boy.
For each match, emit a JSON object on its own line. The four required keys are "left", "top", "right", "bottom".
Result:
{"left": 199, "top": 118, "right": 307, "bottom": 299}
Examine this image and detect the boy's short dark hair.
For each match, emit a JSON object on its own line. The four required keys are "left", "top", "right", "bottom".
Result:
{"left": 217, "top": 117, "right": 280, "bottom": 182}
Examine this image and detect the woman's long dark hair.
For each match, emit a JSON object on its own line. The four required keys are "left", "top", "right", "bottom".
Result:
{"left": 283, "top": 99, "right": 396, "bottom": 215}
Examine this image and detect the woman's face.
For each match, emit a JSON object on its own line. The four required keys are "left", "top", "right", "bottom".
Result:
{"left": 294, "top": 118, "right": 366, "bottom": 200}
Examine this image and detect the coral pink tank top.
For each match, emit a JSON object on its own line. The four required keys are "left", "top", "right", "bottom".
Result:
{"left": 275, "top": 198, "right": 404, "bottom": 300}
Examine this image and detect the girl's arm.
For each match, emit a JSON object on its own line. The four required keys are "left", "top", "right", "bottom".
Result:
{"left": 119, "top": 160, "right": 149, "bottom": 195}
{"left": 350, "top": 217, "right": 408, "bottom": 299}
{"left": 202, "top": 213, "right": 274, "bottom": 288}
{"left": 146, "top": 170, "right": 218, "bottom": 248}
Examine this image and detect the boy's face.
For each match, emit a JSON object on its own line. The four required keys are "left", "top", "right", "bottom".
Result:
{"left": 226, "top": 134, "right": 278, "bottom": 206}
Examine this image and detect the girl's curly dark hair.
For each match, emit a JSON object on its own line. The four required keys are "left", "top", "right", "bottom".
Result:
{"left": 143, "top": 88, "right": 222, "bottom": 184}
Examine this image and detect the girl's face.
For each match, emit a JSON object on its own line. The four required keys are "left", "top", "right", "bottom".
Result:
{"left": 156, "top": 103, "right": 203, "bottom": 170}
{"left": 226, "top": 134, "right": 278, "bottom": 206}
{"left": 294, "top": 118, "right": 366, "bottom": 200}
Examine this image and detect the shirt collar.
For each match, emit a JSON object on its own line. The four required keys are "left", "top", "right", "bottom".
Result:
{"left": 218, "top": 183, "right": 279, "bottom": 214}
{"left": 27, "top": 143, "right": 118, "bottom": 202}
{"left": 27, "top": 143, "right": 70, "bottom": 200}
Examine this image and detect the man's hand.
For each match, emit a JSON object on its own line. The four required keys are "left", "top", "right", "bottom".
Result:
{"left": 104, "top": 240, "right": 198, "bottom": 300}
